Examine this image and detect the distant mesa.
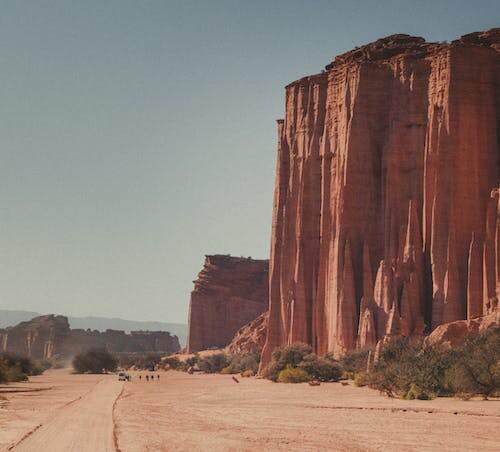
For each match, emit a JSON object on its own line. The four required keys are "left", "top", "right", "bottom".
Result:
{"left": 0, "top": 314, "right": 180, "bottom": 360}
{"left": 186, "top": 255, "right": 269, "bottom": 353}
{"left": 0, "top": 309, "right": 187, "bottom": 347}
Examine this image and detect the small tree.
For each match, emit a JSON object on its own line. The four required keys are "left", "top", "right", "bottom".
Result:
{"left": 73, "top": 348, "right": 118, "bottom": 374}
{"left": 448, "top": 328, "right": 500, "bottom": 399}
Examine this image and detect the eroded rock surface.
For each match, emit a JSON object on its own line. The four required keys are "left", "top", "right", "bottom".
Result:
{"left": 262, "top": 29, "right": 500, "bottom": 366}
{"left": 187, "top": 255, "right": 268, "bottom": 353}
{"left": 227, "top": 311, "right": 269, "bottom": 355}
{"left": 424, "top": 311, "right": 499, "bottom": 349}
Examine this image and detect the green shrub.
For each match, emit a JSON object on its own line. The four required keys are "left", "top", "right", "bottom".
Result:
{"left": 262, "top": 343, "right": 312, "bottom": 381}
{"left": 73, "top": 348, "right": 118, "bottom": 374}
{"left": 221, "top": 353, "right": 260, "bottom": 375}
{"left": 445, "top": 328, "right": 499, "bottom": 399}
{"left": 197, "top": 353, "right": 229, "bottom": 373}
{"left": 163, "top": 356, "right": 182, "bottom": 370}
{"left": 185, "top": 354, "right": 199, "bottom": 368}
{"left": 339, "top": 349, "right": 370, "bottom": 375}
{"left": 366, "top": 337, "right": 454, "bottom": 397}
{"left": 298, "top": 353, "right": 342, "bottom": 382}
{"left": 354, "top": 372, "right": 369, "bottom": 387}
{"left": 405, "top": 384, "right": 431, "bottom": 400}
{"left": 277, "top": 365, "right": 311, "bottom": 383}
{"left": 366, "top": 328, "right": 500, "bottom": 399}
{"left": 0, "top": 353, "right": 46, "bottom": 382}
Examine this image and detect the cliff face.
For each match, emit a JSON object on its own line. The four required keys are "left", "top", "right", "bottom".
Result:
{"left": 0, "top": 315, "right": 71, "bottom": 359}
{"left": 262, "top": 29, "right": 500, "bottom": 365}
{"left": 0, "top": 315, "right": 180, "bottom": 359}
{"left": 187, "top": 255, "right": 268, "bottom": 352}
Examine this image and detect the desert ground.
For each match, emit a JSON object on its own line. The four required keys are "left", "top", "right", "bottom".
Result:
{"left": 1, "top": 369, "right": 499, "bottom": 452}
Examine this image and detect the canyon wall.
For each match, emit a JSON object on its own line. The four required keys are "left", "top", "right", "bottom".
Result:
{"left": 0, "top": 315, "right": 180, "bottom": 359}
{"left": 187, "top": 255, "right": 268, "bottom": 352}
{"left": 262, "top": 29, "right": 500, "bottom": 366}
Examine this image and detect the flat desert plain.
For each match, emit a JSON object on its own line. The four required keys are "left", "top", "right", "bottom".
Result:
{"left": 1, "top": 369, "right": 499, "bottom": 451}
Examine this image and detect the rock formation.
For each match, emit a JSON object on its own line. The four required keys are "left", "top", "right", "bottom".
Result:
{"left": 187, "top": 255, "right": 268, "bottom": 352}
{"left": 227, "top": 311, "right": 269, "bottom": 355}
{"left": 424, "top": 310, "right": 499, "bottom": 349}
{"left": 0, "top": 315, "right": 180, "bottom": 359}
{"left": 0, "top": 315, "right": 70, "bottom": 360}
{"left": 262, "top": 29, "right": 500, "bottom": 366}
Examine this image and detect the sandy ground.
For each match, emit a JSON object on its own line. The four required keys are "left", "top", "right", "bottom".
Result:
{"left": 1, "top": 369, "right": 499, "bottom": 451}
{"left": 0, "top": 369, "right": 121, "bottom": 451}
{"left": 115, "top": 370, "right": 500, "bottom": 452}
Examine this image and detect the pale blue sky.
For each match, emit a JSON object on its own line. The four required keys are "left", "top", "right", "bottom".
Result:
{"left": 1, "top": 1, "right": 498, "bottom": 323}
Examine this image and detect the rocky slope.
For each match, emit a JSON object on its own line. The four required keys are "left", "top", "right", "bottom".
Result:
{"left": 0, "top": 315, "right": 180, "bottom": 359}
{"left": 226, "top": 311, "right": 269, "bottom": 355}
{"left": 187, "top": 255, "right": 268, "bottom": 352}
{"left": 262, "top": 29, "right": 500, "bottom": 366}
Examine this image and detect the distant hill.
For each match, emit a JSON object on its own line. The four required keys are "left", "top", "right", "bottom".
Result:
{"left": 0, "top": 309, "right": 187, "bottom": 346}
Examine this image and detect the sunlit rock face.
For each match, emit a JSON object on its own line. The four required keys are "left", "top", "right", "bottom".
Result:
{"left": 261, "top": 29, "right": 500, "bottom": 366}
{"left": 186, "top": 255, "right": 268, "bottom": 353}
{"left": 227, "top": 311, "right": 269, "bottom": 355}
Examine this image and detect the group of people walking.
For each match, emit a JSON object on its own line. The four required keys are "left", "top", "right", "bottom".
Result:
{"left": 139, "top": 374, "right": 160, "bottom": 381}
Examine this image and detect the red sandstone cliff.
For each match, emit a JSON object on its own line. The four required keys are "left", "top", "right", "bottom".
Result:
{"left": 0, "top": 315, "right": 180, "bottom": 359}
{"left": 187, "top": 255, "right": 268, "bottom": 352}
{"left": 262, "top": 29, "right": 500, "bottom": 366}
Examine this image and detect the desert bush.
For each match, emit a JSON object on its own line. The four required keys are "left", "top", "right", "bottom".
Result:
{"left": 221, "top": 352, "right": 260, "bottom": 375}
{"left": 366, "top": 328, "right": 500, "bottom": 399}
{"left": 0, "top": 353, "right": 45, "bottom": 382}
{"left": 262, "top": 343, "right": 312, "bottom": 381}
{"left": 185, "top": 354, "right": 199, "bottom": 367}
{"left": 117, "top": 353, "right": 164, "bottom": 370}
{"left": 405, "top": 383, "right": 431, "bottom": 400}
{"left": 298, "top": 353, "right": 342, "bottom": 382}
{"left": 277, "top": 365, "right": 311, "bottom": 383}
{"left": 339, "top": 348, "right": 370, "bottom": 377}
{"left": 354, "top": 372, "right": 369, "bottom": 387}
{"left": 0, "top": 364, "right": 6, "bottom": 383}
{"left": 73, "top": 348, "right": 118, "bottom": 374}
{"left": 262, "top": 343, "right": 341, "bottom": 383}
{"left": 197, "top": 353, "right": 229, "bottom": 373}
{"left": 162, "top": 356, "right": 182, "bottom": 370}
{"left": 367, "top": 337, "right": 448, "bottom": 398}
{"left": 241, "top": 369, "right": 254, "bottom": 377}
{"left": 445, "top": 327, "right": 499, "bottom": 399}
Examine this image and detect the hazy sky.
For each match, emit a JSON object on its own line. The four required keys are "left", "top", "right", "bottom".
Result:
{"left": 1, "top": 1, "right": 498, "bottom": 324}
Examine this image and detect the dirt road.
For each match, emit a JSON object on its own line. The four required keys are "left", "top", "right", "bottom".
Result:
{"left": 11, "top": 377, "right": 123, "bottom": 452}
